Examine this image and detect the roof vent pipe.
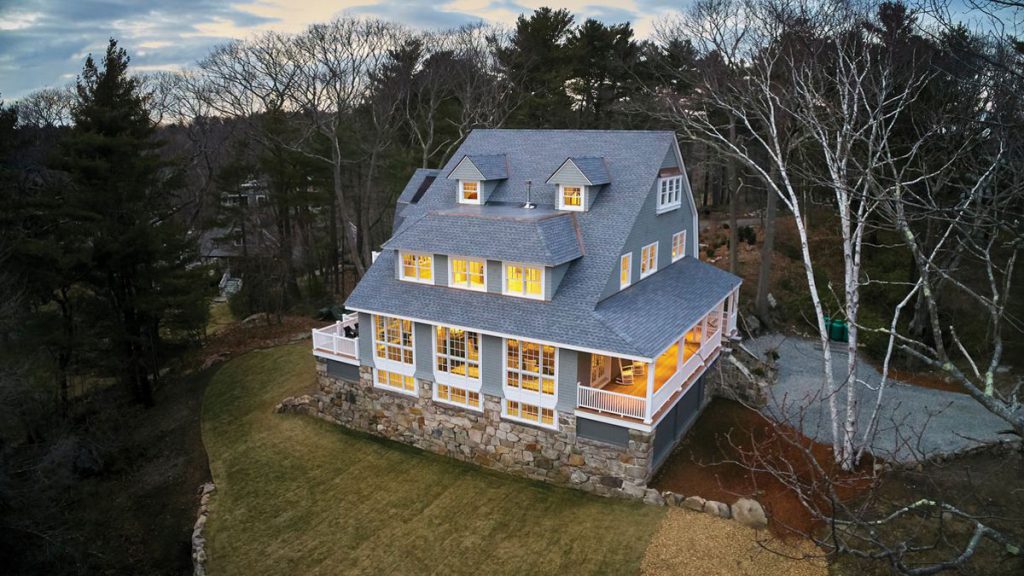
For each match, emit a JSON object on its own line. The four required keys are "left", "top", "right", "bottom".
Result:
{"left": 524, "top": 180, "right": 535, "bottom": 209}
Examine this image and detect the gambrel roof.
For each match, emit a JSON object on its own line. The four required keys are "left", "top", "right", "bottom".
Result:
{"left": 347, "top": 129, "right": 737, "bottom": 359}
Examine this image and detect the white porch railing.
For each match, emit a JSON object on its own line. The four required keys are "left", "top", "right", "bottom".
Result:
{"left": 311, "top": 313, "right": 360, "bottom": 361}
{"left": 577, "top": 384, "right": 648, "bottom": 420}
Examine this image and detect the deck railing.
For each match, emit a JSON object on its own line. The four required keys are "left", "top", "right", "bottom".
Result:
{"left": 311, "top": 313, "right": 359, "bottom": 360}
{"left": 577, "top": 384, "right": 648, "bottom": 420}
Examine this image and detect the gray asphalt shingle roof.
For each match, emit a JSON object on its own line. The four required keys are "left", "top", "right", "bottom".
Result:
{"left": 451, "top": 154, "right": 509, "bottom": 180}
{"left": 396, "top": 168, "right": 440, "bottom": 205}
{"left": 383, "top": 206, "right": 582, "bottom": 266}
{"left": 568, "top": 157, "right": 611, "bottom": 185}
{"left": 347, "top": 129, "right": 741, "bottom": 358}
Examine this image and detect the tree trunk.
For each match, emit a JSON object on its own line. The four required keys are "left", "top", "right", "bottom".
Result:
{"left": 727, "top": 118, "right": 739, "bottom": 274}
{"left": 756, "top": 168, "right": 778, "bottom": 319}
{"left": 329, "top": 194, "right": 340, "bottom": 295}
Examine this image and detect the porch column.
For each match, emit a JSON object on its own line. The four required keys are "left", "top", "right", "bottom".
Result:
{"left": 644, "top": 360, "right": 655, "bottom": 424}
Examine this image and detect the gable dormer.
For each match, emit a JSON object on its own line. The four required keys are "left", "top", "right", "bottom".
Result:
{"left": 547, "top": 157, "right": 610, "bottom": 212}
{"left": 447, "top": 154, "right": 508, "bottom": 205}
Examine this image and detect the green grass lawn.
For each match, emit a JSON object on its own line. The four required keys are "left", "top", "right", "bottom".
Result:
{"left": 202, "top": 343, "right": 665, "bottom": 575}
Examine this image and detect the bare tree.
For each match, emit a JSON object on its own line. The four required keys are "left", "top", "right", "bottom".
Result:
{"left": 14, "top": 86, "right": 75, "bottom": 128}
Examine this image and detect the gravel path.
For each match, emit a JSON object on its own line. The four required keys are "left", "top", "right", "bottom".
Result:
{"left": 745, "top": 334, "right": 1015, "bottom": 463}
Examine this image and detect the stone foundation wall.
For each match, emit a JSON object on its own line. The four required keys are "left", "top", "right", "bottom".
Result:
{"left": 303, "top": 359, "right": 657, "bottom": 499}
{"left": 705, "top": 349, "right": 772, "bottom": 407}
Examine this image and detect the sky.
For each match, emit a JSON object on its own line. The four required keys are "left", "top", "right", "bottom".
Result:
{"left": 0, "top": 0, "right": 682, "bottom": 100}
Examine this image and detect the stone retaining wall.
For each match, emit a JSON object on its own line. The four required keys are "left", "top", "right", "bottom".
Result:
{"left": 287, "top": 359, "right": 658, "bottom": 499}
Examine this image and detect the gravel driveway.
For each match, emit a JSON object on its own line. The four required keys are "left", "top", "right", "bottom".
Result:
{"left": 745, "top": 334, "right": 1016, "bottom": 463}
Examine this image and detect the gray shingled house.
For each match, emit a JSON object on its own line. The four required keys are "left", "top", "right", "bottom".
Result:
{"left": 308, "top": 129, "right": 741, "bottom": 498}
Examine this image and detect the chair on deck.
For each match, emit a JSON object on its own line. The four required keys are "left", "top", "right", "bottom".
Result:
{"left": 617, "top": 358, "right": 634, "bottom": 386}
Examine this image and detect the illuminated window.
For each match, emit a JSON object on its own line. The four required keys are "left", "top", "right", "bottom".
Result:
{"left": 460, "top": 180, "right": 480, "bottom": 203}
{"left": 505, "top": 339, "right": 556, "bottom": 396}
{"left": 449, "top": 257, "right": 486, "bottom": 291}
{"left": 504, "top": 400, "right": 555, "bottom": 428}
{"left": 620, "top": 253, "right": 632, "bottom": 289}
{"left": 503, "top": 263, "right": 544, "bottom": 299}
{"left": 374, "top": 315, "right": 414, "bottom": 364}
{"left": 400, "top": 251, "right": 433, "bottom": 283}
{"left": 375, "top": 369, "right": 415, "bottom": 393}
{"left": 672, "top": 230, "right": 687, "bottom": 262}
{"left": 435, "top": 327, "right": 480, "bottom": 380}
{"left": 657, "top": 176, "right": 683, "bottom": 212}
{"left": 559, "top": 185, "right": 584, "bottom": 210}
{"left": 436, "top": 384, "right": 481, "bottom": 410}
{"left": 640, "top": 242, "right": 658, "bottom": 278}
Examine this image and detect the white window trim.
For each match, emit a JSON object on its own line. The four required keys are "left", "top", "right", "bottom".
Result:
{"left": 672, "top": 230, "right": 687, "bottom": 262}
{"left": 657, "top": 175, "right": 683, "bottom": 214}
{"left": 557, "top": 184, "right": 586, "bottom": 211}
{"left": 372, "top": 314, "right": 417, "bottom": 377}
{"left": 501, "top": 262, "right": 545, "bottom": 300}
{"left": 373, "top": 368, "right": 418, "bottom": 397}
{"left": 447, "top": 256, "right": 488, "bottom": 292}
{"left": 619, "top": 253, "right": 632, "bottom": 289}
{"left": 432, "top": 326, "right": 484, "bottom": 412}
{"left": 398, "top": 251, "right": 435, "bottom": 284}
{"left": 640, "top": 241, "right": 658, "bottom": 279}
{"left": 501, "top": 337, "right": 559, "bottom": 414}
{"left": 502, "top": 399, "right": 558, "bottom": 431}
{"left": 459, "top": 180, "right": 482, "bottom": 205}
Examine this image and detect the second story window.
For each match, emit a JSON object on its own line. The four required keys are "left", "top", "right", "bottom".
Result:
{"left": 449, "top": 257, "right": 486, "bottom": 291}
{"left": 620, "top": 253, "right": 632, "bottom": 289}
{"left": 640, "top": 242, "right": 658, "bottom": 278}
{"left": 400, "top": 251, "right": 433, "bottom": 284}
{"left": 558, "top": 185, "right": 584, "bottom": 211}
{"left": 672, "top": 230, "right": 687, "bottom": 262}
{"left": 374, "top": 315, "right": 414, "bottom": 364}
{"left": 459, "top": 180, "right": 480, "bottom": 204}
{"left": 657, "top": 175, "right": 683, "bottom": 213}
{"left": 505, "top": 339, "right": 556, "bottom": 396}
{"left": 504, "top": 263, "right": 544, "bottom": 299}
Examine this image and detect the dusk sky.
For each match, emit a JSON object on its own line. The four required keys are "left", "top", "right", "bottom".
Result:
{"left": 0, "top": 1, "right": 681, "bottom": 100}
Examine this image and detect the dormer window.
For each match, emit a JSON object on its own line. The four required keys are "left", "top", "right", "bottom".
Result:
{"left": 558, "top": 185, "right": 585, "bottom": 211}
{"left": 503, "top": 263, "right": 544, "bottom": 299}
{"left": 399, "top": 251, "right": 433, "bottom": 283}
{"left": 459, "top": 180, "right": 481, "bottom": 204}
{"left": 657, "top": 175, "right": 683, "bottom": 213}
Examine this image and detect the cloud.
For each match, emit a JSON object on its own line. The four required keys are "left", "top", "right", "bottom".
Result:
{"left": 581, "top": 4, "right": 639, "bottom": 24}
{"left": 341, "top": 1, "right": 485, "bottom": 29}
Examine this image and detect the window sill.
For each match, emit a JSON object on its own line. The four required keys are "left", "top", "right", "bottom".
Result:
{"left": 656, "top": 203, "right": 681, "bottom": 214}
{"left": 399, "top": 276, "right": 435, "bottom": 285}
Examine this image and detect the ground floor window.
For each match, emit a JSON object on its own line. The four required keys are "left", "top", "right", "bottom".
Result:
{"left": 436, "top": 384, "right": 481, "bottom": 409}
{"left": 504, "top": 400, "right": 555, "bottom": 428}
{"left": 375, "top": 369, "right": 415, "bottom": 394}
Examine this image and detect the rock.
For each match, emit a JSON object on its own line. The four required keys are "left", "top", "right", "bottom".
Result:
{"left": 767, "top": 293, "right": 778, "bottom": 309}
{"left": 706, "top": 500, "right": 731, "bottom": 518}
{"left": 568, "top": 454, "right": 585, "bottom": 466}
{"left": 732, "top": 498, "right": 768, "bottom": 529}
{"left": 745, "top": 313, "right": 762, "bottom": 336}
{"left": 643, "top": 488, "right": 666, "bottom": 506}
{"left": 570, "top": 470, "right": 588, "bottom": 484}
{"left": 241, "top": 312, "right": 268, "bottom": 326}
{"left": 600, "top": 476, "right": 623, "bottom": 489}
{"left": 682, "top": 496, "right": 706, "bottom": 512}
{"left": 200, "top": 482, "right": 216, "bottom": 496}
{"left": 623, "top": 482, "right": 646, "bottom": 499}
{"left": 665, "top": 492, "right": 685, "bottom": 507}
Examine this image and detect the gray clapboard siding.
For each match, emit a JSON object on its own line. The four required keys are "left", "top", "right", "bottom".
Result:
{"left": 434, "top": 254, "right": 448, "bottom": 287}
{"left": 413, "top": 322, "right": 434, "bottom": 380}
{"left": 357, "top": 312, "right": 374, "bottom": 365}
{"left": 481, "top": 334, "right": 504, "bottom": 398}
{"left": 556, "top": 348, "right": 578, "bottom": 413}
{"left": 486, "top": 259, "right": 502, "bottom": 293}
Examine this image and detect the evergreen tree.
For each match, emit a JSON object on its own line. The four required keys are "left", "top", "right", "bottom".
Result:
{"left": 59, "top": 39, "right": 210, "bottom": 406}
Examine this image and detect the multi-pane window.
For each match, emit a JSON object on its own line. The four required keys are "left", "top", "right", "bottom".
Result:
{"left": 505, "top": 400, "right": 555, "bottom": 427}
{"left": 560, "top": 185, "right": 583, "bottom": 210}
{"left": 435, "top": 327, "right": 480, "bottom": 380}
{"left": 504, "top": 263, "right": 543, "bottom": 299}
{"left": 460, "top": 180, "right": 480, "bottom": 203}
{"left": 658, "top": 176, "right": 683, "bottom": 212}
{"left": 620, "top": 253, "right": 632, "bottom": 289}
{"left": 400, "top": 252, "right": 433, "bottom": 283}
{"left": 376, "top": 369, "right": 415, "bottom": 393}
{"left": 672, "top": 230, "right": 687, "bottom": 262}
{"left": 374, "top": 315, "right": 414, "bottom": 364}
{"left": 450, "top": 257, "right": 486, "bottom": 291}
{"left": 437, "top": 384, "right": 481, "bottom": 409}
{"left": 505, "top": 339, "right": 556, "bottom": 396}
{"left": 640, "top": 242, "right": 658, "bottom": 278}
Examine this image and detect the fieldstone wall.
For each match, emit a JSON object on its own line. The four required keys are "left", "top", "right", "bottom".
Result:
{"left": 287, "top": 359, "right": 658, "bottom": 499}
{"left": 705, "top": 348, "right": 772, "bottom": 407}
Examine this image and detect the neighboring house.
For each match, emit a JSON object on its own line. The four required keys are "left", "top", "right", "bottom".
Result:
{"left": 308, "top": 130, "right": 741, "bottom": 498}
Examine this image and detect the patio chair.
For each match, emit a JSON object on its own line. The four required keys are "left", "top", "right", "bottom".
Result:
{"left": 617, "top": 358, "right": 634, "bottom": 386}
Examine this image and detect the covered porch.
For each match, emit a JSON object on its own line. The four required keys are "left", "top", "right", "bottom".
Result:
{"left": 576, "top": 299, "right": 727, "bottom": 426}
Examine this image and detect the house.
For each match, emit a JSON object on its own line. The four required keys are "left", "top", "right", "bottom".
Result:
{"left": 308, "top": 130, "right": 741, "bottom": 498}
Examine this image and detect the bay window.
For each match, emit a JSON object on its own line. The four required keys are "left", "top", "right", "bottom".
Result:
{"left": 503, "top": 263, "right": 544, "bottom": 299}
{"left": 449, "top": 257, "right": 486, "bottom": 291}
{"left": 400, "top": 251, "right": 433, "bottom": 283}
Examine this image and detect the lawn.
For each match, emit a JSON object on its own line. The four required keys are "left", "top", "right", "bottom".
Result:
{"left": 201, "top": 343, "right": 665, "bottom": 575}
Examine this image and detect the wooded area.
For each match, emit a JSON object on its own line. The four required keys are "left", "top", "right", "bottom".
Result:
{"left": 0, "top": 0, "right": 1021, "bottom": 574}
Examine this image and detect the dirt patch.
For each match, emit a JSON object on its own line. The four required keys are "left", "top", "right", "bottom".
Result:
{"left": 641, "top": 507, "right": 827, "bottom": 576}
{"left": 651, "top": 399, "right": 874, "bottom": 538}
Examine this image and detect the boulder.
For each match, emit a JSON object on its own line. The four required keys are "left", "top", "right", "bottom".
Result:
{"left": 732, "top": 498, "right": 768, "bottom": 529}
{"left": 705, "top": 500, "right": 731, "bottom": 519}
{"left": 643, "top": 488, "right": 666, "bottom": 506}
{"left": 682, "top": 495, "right": 706, "bottom": 512}
{"left": 570, "top": 470, "right": 588, "bottom": 484}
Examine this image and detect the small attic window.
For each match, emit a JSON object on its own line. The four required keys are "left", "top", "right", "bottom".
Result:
{"left": 558, "top": 185, "right": 585, "bottom": 211}
{"left": 459, "top": 180, "right": 481, "bottom": 204}
{"left": 657, "top": 175, "right": 683, "bottom": 213}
